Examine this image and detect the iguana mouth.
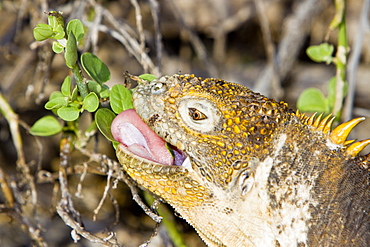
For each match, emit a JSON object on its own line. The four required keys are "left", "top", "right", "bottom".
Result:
{"left": 111, "top": 109, "right": 187, "bottom": 167}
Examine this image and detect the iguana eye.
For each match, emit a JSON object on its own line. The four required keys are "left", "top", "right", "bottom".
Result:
{"left": 178, "top": 97, "right": 221, "bottom": 133}
{"left": 188, "top": 108, "right": 207, "bottom": 121}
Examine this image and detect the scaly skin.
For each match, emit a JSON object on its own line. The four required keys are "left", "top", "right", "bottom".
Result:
{"left": 115, "top": 74, "right": 370, "bottom": 246}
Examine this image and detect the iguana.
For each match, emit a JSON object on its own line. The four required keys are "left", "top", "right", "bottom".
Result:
{"left": 111, "top": 74, "right": 370, "bottom": 247}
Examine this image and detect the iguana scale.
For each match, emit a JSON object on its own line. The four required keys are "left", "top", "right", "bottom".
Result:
{"left": 111, "top": 74, "right": 370, "bottom": 247}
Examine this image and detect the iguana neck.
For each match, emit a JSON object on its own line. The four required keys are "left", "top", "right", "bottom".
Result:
{"left": 175, "top": 115, "right": 366, "bottom": 246}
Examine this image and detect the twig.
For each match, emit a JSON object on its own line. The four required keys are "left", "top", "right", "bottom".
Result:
{"left": 85, "top": 2, "right": 103, "bottom": 54}
{"left": 75, "top": 147, "right": 163, "bottom": 223}
{"left": 165, "top": 0, "right": 218, "bottom": 76}
{"left": 343, "top": 0, "right": 370, "bottom": 121}
{"left": 0, "top": 92, "right": 38, "bottom": 207}
{"left": 93, "top": 159, "right": 113, "bottom": 221}
{"left": 253, "top": 0, "right": 282, "bottom": 99}
{"left": 130, "top": 0, "right": 148, "bottom": 72}
{"left": 57, "top": 136, "right": 122, "bottom": 246}
{"left": 148, "top": 0, "right": 163, "bottom": 75}
{"left": 254, "top": 0, "right": 330, "bottom": 97}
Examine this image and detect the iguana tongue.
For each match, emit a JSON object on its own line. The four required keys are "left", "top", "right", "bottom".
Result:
{"left": 111, "top": 109, "right": 174, "bottom": 166}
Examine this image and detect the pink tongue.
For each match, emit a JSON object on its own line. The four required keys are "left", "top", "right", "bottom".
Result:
{"left": 111, "top": 109, "right": 174, "bottom": 166}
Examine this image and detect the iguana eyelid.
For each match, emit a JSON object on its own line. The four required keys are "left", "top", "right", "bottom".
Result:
{"left": 188, "top": 107, "right": 207, "bottom": 121}
{"left": 150, "top": 82, "right": 166, "bottom": 94}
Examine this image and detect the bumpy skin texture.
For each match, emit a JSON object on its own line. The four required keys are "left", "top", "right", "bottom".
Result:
{"left": 115, "top": 74, "right": 370, "bottom": 246}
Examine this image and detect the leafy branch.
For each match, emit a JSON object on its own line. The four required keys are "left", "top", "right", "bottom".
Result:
{"left": 297, "top": 0, "right": 348, "bottom": 119}
{"left": 30, "top": 11, "right": 132, "bottom": 142}
{"left": 29, "top": 11, "right": 188, "bottom": 247}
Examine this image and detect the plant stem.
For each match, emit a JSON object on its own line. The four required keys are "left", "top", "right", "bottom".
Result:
{"left": 332, "top": 0, "right": 347, "bottom": 119}
{"left": 72, "top": 64, "right": 89, "bottom": 99}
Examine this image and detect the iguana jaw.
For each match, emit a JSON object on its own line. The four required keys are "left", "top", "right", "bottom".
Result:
{"left": 112, "top": 108, "right": 210, "bottom": 208}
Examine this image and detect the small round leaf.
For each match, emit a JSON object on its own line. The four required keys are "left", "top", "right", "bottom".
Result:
{"left": 52, "top": 41, "right": 64, "bottom": 53}
{"left": 57, "top": 105, "right": 80, "bottom": 121}
{"left": 297, "top": 88, "right": 329, "bottom": 113}
{"left": 67, "top": 19, "right": 85, "bottom": 42}
{"left": 45, "top": 96, "right": 68, "bottom": 110}
{"left": 87, "top": 80, "right": 102, "bottom": 93}
{"left": 50, "top": 91, "right": 64, "bottom": 100}
{"left": 306, "top": 43, "right": 334, "bottom": 64}
{"left": 81, "top": 52, "right": 110, "bottom": 84}
{"left": 83, "top": 92, "right": 99, "bottom": 112}
{"left": 95, "top": 108, "right": 116, "bottom": 142}
{"left": 65, "top": 32, "right": 77, "bottom": 69}
{"left": 33, "top": 24, "right": 54, "bottom": 41}
{"left": 61, "top": 76, "right": 72, "bottom": 96}
{"left": 100, "top": 85, "right": 110, "bottom": 98}
{"left": 30, "top": 116, "right": 63, "bottom": 136}
{"left": 110, "top": 84, "right": 133, "bottom": 114}
{"left": 138, "top": 74, "right": 157, "bottom": 82}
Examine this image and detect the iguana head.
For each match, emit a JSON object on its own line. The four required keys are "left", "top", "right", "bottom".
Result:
{"left": 111, "top": 74, "right": 370, "bottom": 246}
{"left": 112, "top": 74, "right": 291, "bottom": 202}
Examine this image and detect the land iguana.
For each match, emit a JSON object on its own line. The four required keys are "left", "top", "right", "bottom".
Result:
{"left": 111, "top": 74, "right": 370, "bottom": 246}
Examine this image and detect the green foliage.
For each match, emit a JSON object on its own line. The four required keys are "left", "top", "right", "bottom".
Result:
{"left": 83, "top": 92, "right": 99, "bottom": 112}
{"left": 139, "top": 73, "right": 157, "bottom": 82}
{"left": 65, "top": 32, "right": 77, "bottom": 68}
{"left": 66, "top": 19, "right": 85, "bottom": 41}
{"left": 30, "top": 12, "right": 155, "bottom": 141}
{"left": 33, "top": 24, "right": 54, "bottom": 41}
{"left": 296, "top": 88, "right": 328, "bottom": 113}
{"left": 57, "top": 105, "right": 80, "bottom": 121}
{"left": 81, "top": 53, "right": 111, "bottom": 84}
{"left": 33, "top": 11, "right": 65, "bottom": 41}
{"left": 110, "top": 84, "right": 133, "bottom": 114}
{"left": 61, "top": 76, "right": 72, "bottom": 96}
{"left": 306, "top": 43, "right": 334, "bottom": 64}
{"left": 297, "top": 3, "right": 348, "bottom": 118}
{"left": 30, "top": 116, "right": 63, "bottom": 136}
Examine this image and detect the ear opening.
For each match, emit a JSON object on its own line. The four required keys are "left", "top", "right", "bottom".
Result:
{"left": 239, "top": 169, "right": 254, "bottom": 196}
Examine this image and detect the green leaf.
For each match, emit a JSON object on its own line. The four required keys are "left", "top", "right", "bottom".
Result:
{"left": 112, "top": 141, "right": 120, "bottom": 149}
{"left": 81, "top": 52, "right": 110, "bottom": 84}
{"left": 65, "top": 32, "right": 77, "bottom": 68}
{"left": 53, "top": 25, "right": 65, "bottom": 40}
{"left": 71, "top": 86, "right": 79, "bottom": 101}
{"left": 306, "top": 43, "right": 334, "bottom": 64}
{"left": 297, "top": 88, "right": 329, "bottom": 113}
{"left": 83, "top": 92, "right": 99, "bottom": 112}
{"left": 47, "top": 12, "right": 65, "bottom": 40}
{"left": 57, "top": 105, "right": 80, "bottom": 121}
{"left": 30, "top": 116, "right": 63, "bottom": 136}
{"left": 50, "top": 91, "right": 64, "bottom": 100}
{"left": 100, "top": 85, "right": 110, "bottom": 98}
{"left": 33, "top": 24, "right": 54, "bottom": 41}
{"left": 48, "top": 11, "right": 65, "bottom": 30}
{"left": 87, "top": 80, "right": 102, "bottom": 93}
{"left": 45, "top": 96, "right": 68, "bottom": 110}
{"left": 67, "top": 19, "right": 85, "bottom": 42}
{"left": 139, "top": 74, "right": 157, "bottom": 82}
{"left": 61, "top": 76, "right": 72, "bottom": 96}
{"left": 110, "top": 84, "right": 133, "bottom": 114}
{"left": 95, "top": 108, "right": 116, "bottom": 142}
{"left": 52, "top": 41, "right": 64, "bottom": 53}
